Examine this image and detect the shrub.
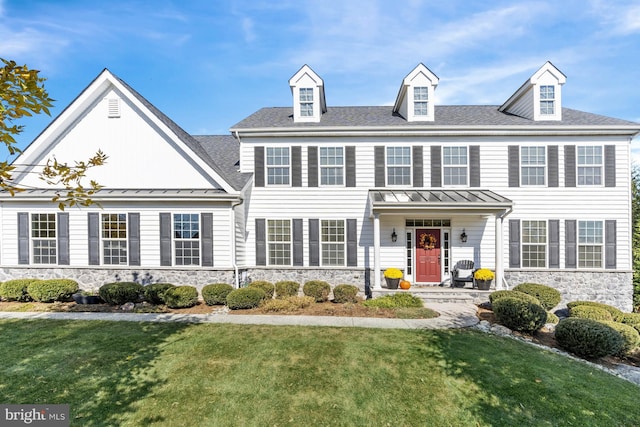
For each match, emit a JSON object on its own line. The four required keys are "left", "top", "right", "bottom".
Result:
{"left": 489, "top": 290, "right": 540, "bottom": 305}
{"left": 202, "top": 283, "right": 234, "bottom": 306}
{"left": 0, "top": 279, "right": 40, "bottom": 302}
{"left": 546, "top": 312, "right": 559, "bottom": 324}
{"left": 492, "top": 297, "right": 547, "bottom": 333}
{"left": 303, "top": 280, "right": 331, "bottom": 302}
{"left": 226, "top": 287, "right": 265, "bottom": 310}
{"left": 600, "top": 321, "right": 640, "bottom": 356}
{"left": 512, "top": 283, "right": 561, "bottom": 310}
{"left": 275, "top": 281, "right": 300, "bottom": 299}
{"left": 164, "top": 286, "right": 198, "bottom": 309}
{"left": 569, "top": 305, "right": 613, "bottom": 322}
{"left": 27, "top": 279, "right": 79, "bottom": 303}
{"left": 261, "top": 296, "right": 315, "bottom": 313}
{"left": 362, "top": 293, "right": 423, "bottom": 309}
{"left": 333, "top": 284, "right": 359, "bottom": 304}
{"left": 555, "top": 317, "right": 624, "bottom": 359}
{"left": 249, "top": 281, "right": 275, "bottom": 299}
{"left": 566, "top": 301, "right": 624, "bottom": 322}
{"left": 620, "top": 313, "right": 640, "bottom": 332}
{"left": 143, "top": 283, "right": 176, "bottom": 305}
{"left": 99, "top": 282, "right": 143, "bottom": 305}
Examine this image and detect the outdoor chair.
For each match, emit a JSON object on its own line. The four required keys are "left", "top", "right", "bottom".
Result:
{"left": 451, "top": 260, "right": 475, "bottom": 288}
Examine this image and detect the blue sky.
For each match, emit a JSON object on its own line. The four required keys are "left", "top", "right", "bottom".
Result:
{"left": 2, "top": 0, "right": 640, "bottom": 161}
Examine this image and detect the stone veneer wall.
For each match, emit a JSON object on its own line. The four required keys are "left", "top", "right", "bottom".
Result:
{"left": 505, "top": 270, "right": 633, "bottom": 312}
{"left": 245, "top": 268, "right": 367, "bottom": 291}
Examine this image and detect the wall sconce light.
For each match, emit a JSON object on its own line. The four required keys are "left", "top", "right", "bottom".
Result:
{"left": 391, "top": 228, "right": 397, "bottom": 243}
{"left": 460, "top": 228, "right": 468, "bottom": 243}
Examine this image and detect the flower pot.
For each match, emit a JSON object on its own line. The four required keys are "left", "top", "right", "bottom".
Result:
{"left": 385, "top": 277, "right": 400, "bottom": 289}
{"left": 72, "top": 293, "right": 103, "bottom": 304}
{"left": 475, "top": 279, "right": 492, "bottom": 291}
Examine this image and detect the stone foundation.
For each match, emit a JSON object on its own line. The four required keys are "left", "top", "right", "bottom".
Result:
{"left": 244, "top": 268, "right": 368, "bottom": 291}
{"left": 505, "top": 270, "right": 633, "bottom": 312}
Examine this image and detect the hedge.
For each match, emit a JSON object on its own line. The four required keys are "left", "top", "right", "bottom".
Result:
{"left": 27, "top": 279, "right": 79, "bottom": 303}
{"left": 568, "top": 305, "right": 613, "bottom": 322}
{"left": 143, "top": 283, "right": 176, "bottom": 305}
{"left": 512, "top": 283, "right": 561, "bottom": 310}
{"left": 600, "top": 321, "right": 640, "bottom": 356}
{"left": 489, "top": 290, "right": 540, "bottom": 305}
{"left": 566, "top": 301, "right": 624, "bottom": 322}
{"left": 99, "top": 282, "right": 144, "bottom": 305}
{"left": 303, "top": 280, "right": 331, "bottom": 302}
{"left": 202, "top": 283, "right": 234, "bottom": 306}
{"left": 362, "top": 293, "right": 423, "bottom": 309}
{"left": 0, "top": 279, "right": 40, "bottom": 302}
{"left": 163, "top": 286, "right": 199, "bottom": 309}
{"left": 555, "top": 317, "right": 624, "bottom": 359}
{"left": 492, "top": 296, "right": 547, "bottom": 333}
{"left": 249, "top": 281, "right": 275, "bottom": 299}
{"left": 226, "top": 287, "right": 265, "bottom": 310}
{"left": 332, "top": 284, "right": 359, "bottom": 304}
{"left": 275, "top": 281, "right": 300, "bottom": 299}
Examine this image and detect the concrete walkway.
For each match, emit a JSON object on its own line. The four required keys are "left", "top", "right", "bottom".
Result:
{"left": 0, "top": 302, "right": 479, "bottom": 329}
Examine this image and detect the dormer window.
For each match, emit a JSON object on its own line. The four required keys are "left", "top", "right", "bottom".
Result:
{"left": 414, "top": 87, "right": 428, "bottom": 116}
{"left": 300, "top": 88, "right": 314, "bottom": 117}
{"left": 540, "top": 85, "right": 555, "bottom": 115}
{"left": 289, "top": 65, "right": 327, "bottom": 123}
{"left": 393, "top": 64, "right": 439, "bottom": 122}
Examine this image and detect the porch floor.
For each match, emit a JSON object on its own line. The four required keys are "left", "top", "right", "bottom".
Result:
{"left": 371, "top": 285, "right": 494, "bottom": 305}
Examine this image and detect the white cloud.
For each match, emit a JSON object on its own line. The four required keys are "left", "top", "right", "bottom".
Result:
{"left": 589, "top": 0, "right": 640, "bottom": 35}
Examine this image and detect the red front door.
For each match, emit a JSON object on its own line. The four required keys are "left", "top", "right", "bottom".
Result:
{"left": 415, "top": 229, "right": 441, "bottom": 283}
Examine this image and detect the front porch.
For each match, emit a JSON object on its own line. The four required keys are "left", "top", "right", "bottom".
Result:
{"left": 371, "top": 286, "right": 494, "bottom": 305}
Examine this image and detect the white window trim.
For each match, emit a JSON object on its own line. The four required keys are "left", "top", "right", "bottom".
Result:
{"left": 539, "top": 85, "right": 555, "bottom": 116}
{"left": 319, "top": 146, "right": 345, "bottom": 187}
{"left": 31, "top": 213, "right": 57, "bottom": 265}
{"left": 267, "top": 218, "right": 292, "bottom": 266}
{"left": 173, "top": 213, "right": 201, "bottom": 266}
{"left": 520, "top": 146, "right": 546, "bottom": 187}
{"left": 442, "top": 146, "right": 469, "bottom": 187}
{"left": 413, "top": 86, "right": 429, "bottom": 117}
{"left": 521, "top": 220, "right": 547, "bottom": 269}
{"left": 265, "top": 147, "right": 291, "bottom": 186}
{"left": 386, "top": 146, "right": 412, "bottom": 187}
{"left": 101, "top": 213, "right": 128, "bottom": 266}
{"left": 577, "top": 220, "right": 604, "bottom": 269}
{"left": 576, "top": 145, "right": 604, "bottom": 187}
{"left": 320, "top": 219, "right": 346, "bottom": 267}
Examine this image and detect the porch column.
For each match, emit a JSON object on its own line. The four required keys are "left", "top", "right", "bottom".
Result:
{"left": 495, "top": 213, "right": 504, "bottom": 290}
{"left": 373, "top": 213, "right": 381, "bottom": 289}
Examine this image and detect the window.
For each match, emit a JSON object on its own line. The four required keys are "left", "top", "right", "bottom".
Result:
{"left": 443, "top": 146, "right": 468, "bottom": 186}
{"left": 267, "top": 220, "right": 291, "bottom": 265}
{"left": 386, "top": 147, "right": 411, "bottom": 185}
{"left": 102, "top": 213, "right": 127, "bottom": 265}
{"left": 31, "top": 213, "right": 56, "bottom": 264}
{"left": 522, "top": 221, "right": 546, "bottom": 268}
{"left": 577, "top": 146, "right": 603, "bottom": 185}
{"left": 540, "top": 85, "right": 555, "bottom": 115}
{"left": 521, "top": 146, "right": 545, "bottom": 186}
{"left": 266, "top": 147, "right": 290, "bottom": 185}
{"left": 174, "top": 214, "right": 200, "bottom": 266}
{"left": 321, "top": 219, "right": 345, "bottom": 266}
{"left": 320, "top": 147, "right": 344, "bottom": 185}
{"left": 578, "top": 221, "right": 603, "bottom": 268}
{"left": 414, "top": 87, "right": 428, "bottom": 116}
{"left": 300, "top": 88, "right": 314, "bottom": 117}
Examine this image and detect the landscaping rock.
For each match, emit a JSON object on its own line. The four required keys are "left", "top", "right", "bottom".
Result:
{"left": 121, "top": 302, "right": 135, "bottom": 312}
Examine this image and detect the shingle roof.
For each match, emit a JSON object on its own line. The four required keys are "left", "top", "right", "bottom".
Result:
{"left": 231, "top": 105, "right": 640, "bottom": 130}
{"left": 192, "top": 135, "right": 252, "bottom": 190}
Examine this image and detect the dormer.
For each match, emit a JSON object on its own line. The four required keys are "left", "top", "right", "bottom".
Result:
{"left": 393, "top": 63, "right": 439, "bottom": 122}
{"left": 500, "top": 61, "right": 567, "bottom": 121}
{"left": 289, "top": 65, "right": 327, "bottom": 123}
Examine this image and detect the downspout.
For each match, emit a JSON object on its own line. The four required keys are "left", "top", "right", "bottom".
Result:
{"left": 497, "top": 207, "right": 513, "bottom": 290}
{"left": 230, "top": 198, "right": 244, "bottom": 288}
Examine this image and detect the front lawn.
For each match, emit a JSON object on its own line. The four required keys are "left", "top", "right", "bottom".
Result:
{"left": 0, "top": 319, "right": 638, "bottom": 426}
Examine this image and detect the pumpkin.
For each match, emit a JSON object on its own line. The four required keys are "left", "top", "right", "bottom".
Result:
{"left": 399, "top": 280, "right": 411, "bottom": 290}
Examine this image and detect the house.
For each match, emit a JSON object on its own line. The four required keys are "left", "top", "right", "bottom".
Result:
{"left": 1, "top": 62, "right": 638, "bottom": 311}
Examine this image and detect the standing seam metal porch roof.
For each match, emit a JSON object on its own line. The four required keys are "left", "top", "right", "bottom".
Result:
{"left": 369, "top": 189, "right": 513, "bottom": 212}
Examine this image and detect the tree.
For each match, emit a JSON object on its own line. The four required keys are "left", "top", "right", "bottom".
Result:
{"left": 632, "top": 164, "right": 640, "bottom": 311}
{"left": 0, "top": 58, "right": 106, "bottom": 209}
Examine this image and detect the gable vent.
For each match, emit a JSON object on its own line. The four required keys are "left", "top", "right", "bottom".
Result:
{"left": 107, "top": 98, "right": 120, "bottom": 118}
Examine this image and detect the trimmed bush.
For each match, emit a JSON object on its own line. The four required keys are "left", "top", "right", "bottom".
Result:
{"left": 512, "top": 283, "right": 561, "bottom": 310}
{"left": 566, "top": 301, "right": 624, "bottom": 322}
{"left": 569, "top": 305, "right": 613, "bottom": 322}
{"left": 27, "top": 279, "right": 79, "bottom": 303}
{"left": 555, "top": 317, "right": 624, "bottom": 358}
{"left": 303, "top": 280, "right": 331, "bottom": 302}
{"left": 492, "top": 297, "right": 547, "bottom": 333}
{"left": 600, "top": 321, "right": 640, "bottom": 356}
{"left": 362, "top": 293, "right": 423, "bottom": 309}
{"left": 0, "top": 279, "right": 40, "bottom": 302}
{"left": 275, "top": 281, "right": 300, "bottom": 299}
{"left": 620, "top": 313, "right": 640, "bottom": 333}
{"left": 489, "top": 290, "right": 540, "bottom": 305}
{"left": 202, "top": 283, "right": 234, "bottom": 306}
{"left": 333, "top": 284, "right": 359, "bottom": 304}
{"left": 226, "top": 287, "right": 266, "bottom": 310}
{"left": 99, "top": 282, "right": 143, "bottom": 305}
{"left": 164, "top": 286, "right": 198, "bottom": 309}
{"left": 546, "top": 312, "right": 559, "bottom": 324}
{"left": 261, "top": 296, "right": 315, "bottom": 313}
{"left": 249, "top": 281, "right": 275, "bottom": 299}
{"left": 143, "top": 283, "right": 176, "bottom": 305}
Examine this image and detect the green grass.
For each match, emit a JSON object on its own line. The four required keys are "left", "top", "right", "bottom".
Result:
{"left": 0, "top": 320, "right": 638, "bottom": 426}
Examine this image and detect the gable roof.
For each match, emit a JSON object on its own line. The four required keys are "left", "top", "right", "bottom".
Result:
{"left": 192, "top": 135, "right": 252, "bottom": 191}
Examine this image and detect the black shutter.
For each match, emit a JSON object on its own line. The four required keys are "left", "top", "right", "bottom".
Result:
{"left": 347, "top": 219, "right": 357, "bottom": 267}
{"left": 412, "top": 145, "right": 423, "bottom": 187}
{"left": 605, "top": 145, "right": 616, "bottom": 188}
{"left": 57, "top": 212, "right": 69, "bottom": 265}
{"left": 605, "top": 220, "right": 616, "bottom": 269}
{"left": 374, "top": 146, "right": 385, "bottom": 187}
{"left": 128, "top": 213, "right": 141, "bottom": 266}
{"left": 308, "top": 146, "right": 318, "bottom": 187}
{"left": 565, "top": 220, "right": 577, "bottom": 268}
{"left": 201, "top": 213, "right": 214, "bottom": 267}
{"left": 18, "top": 212, "right": 29, "bottom": 265}
{"left": 292, "top": 146, "right": 302, "bottom": 187}
{"left": 255, "top": 218, "right": 266, "bottom": 266}
{"left": 254, "top": 146, "right": 265, "bottom": 187}
{"left": 548, "top": 146, "right": 559, "bottom": 187}
{"left": 508, "top": 146, "right": 519, "bottom": 187}
{"left": 309, "top": 219, "right": 320, "bottom": 266}
{"left": 564, "top": 145, "right": 576, "bottom": 187}
{"left": 88, "top": 212, "right": 100, "bottom": 265}
{"left": 159, "top": 213, "right": 172, "bottom": 266}
{"left": 509, "top": 219, "right": 520, "bottom": 268}
{"left": 345, "top": 146, "right": 356, "bottom": 187}
{"left": 430, "top": 145, "right": 442, "bottom": 187}
{"left": 469, "top": 145, "right": 480, "bottom": 187}
{"left": 548, "top": 220, "right": 560, "bottom": 268}
{"left": 293, "top": 219, "right": 303, "bottom": 266}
